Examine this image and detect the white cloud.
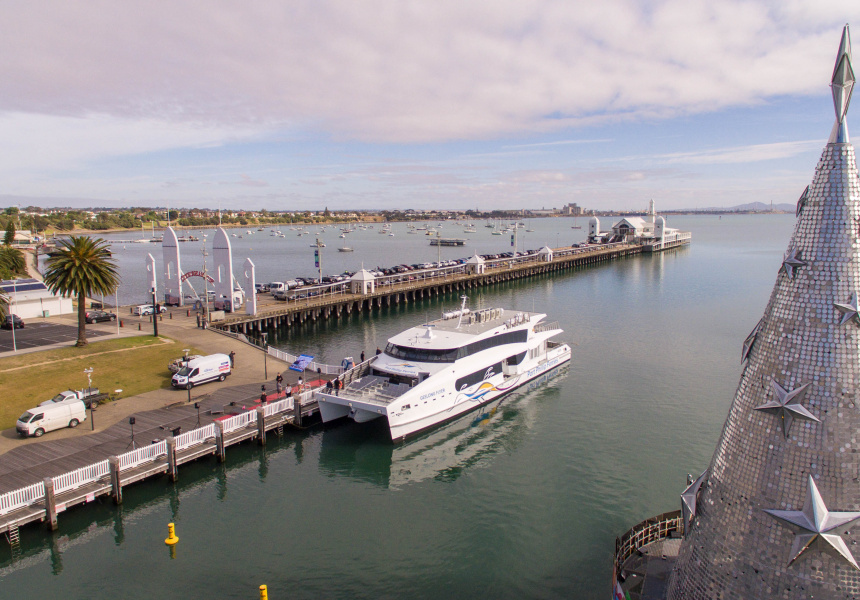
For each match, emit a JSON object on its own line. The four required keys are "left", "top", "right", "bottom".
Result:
{"left": 0, "top": 1, "right": 855, "bottom": 146}
{"left": 655, "top": 140, "right": 823, "bottom": 165}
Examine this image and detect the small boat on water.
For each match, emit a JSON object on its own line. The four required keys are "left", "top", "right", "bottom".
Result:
{"left": 338, "top": 246, "right": 354, "bottom": 252}
{"left": 317, "top": 297, "right": 571, "bottom": 441}
{"left": 310, "top": 238, "right": 326, "bottom": 248}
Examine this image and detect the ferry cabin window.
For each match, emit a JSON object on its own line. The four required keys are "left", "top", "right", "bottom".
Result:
{"left": 506, "top": 351, "right": 526, "bottom": 366}
{"left": 384, "top": 330, "right": 528, "bottom": 364}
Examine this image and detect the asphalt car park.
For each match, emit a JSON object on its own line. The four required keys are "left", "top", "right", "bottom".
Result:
{"left": 0, "top": 322, "right": 111, "bottom": 353}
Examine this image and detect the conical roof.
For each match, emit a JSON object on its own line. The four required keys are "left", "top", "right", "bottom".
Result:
{"left": 668, "top": 25, "right": 860, "bottom": 599}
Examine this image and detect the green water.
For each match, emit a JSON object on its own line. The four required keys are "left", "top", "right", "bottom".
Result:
{"left": 5, "top": 214, "right": 795, "bottom": 599}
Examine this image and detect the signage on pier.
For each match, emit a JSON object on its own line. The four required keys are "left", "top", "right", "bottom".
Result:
{"left": 180, "top": 270, "right": 215, "bottom": 283}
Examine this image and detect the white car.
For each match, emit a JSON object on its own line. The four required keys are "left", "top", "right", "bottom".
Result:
{"left": 133, "top": 304, "right": 168, "bottom": 316}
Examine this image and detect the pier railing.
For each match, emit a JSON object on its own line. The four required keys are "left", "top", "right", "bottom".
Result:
{"left": 614, "top": 510, "right": 683, "bottom": 576}
{"left": 0, "top": 395, "right": 312, "bottom": 518}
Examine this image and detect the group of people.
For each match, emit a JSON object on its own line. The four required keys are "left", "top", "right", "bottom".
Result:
{"left": 326, "top": 378, "right": 343, "bottom": 396}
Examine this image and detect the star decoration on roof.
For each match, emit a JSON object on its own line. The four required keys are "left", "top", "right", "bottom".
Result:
{"left": 754, "top": 380, "right": 819, "bottom": 438}
{"left": 835, "top": 293, "right": 860, "bottom": 326}
{"left": 796, "top": 185, "right": 809, "bottom": 217}
{"left": 781, "top": 248, "right": 807, "bottom": 280}
{"left": 764, "top": 475, "right": 860, "bottom": 569}
{"left": 741, "top": 318, "right": 764, "bottom": 363}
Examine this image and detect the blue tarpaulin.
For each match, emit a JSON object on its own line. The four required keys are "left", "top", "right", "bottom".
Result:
{"left": 290, "top": 354, "right": 314, "bottom": 372}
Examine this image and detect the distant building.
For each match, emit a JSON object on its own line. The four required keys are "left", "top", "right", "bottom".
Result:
{"left": 0, "top": 278, "right": 73, "bottom": 319}
{"left": 564, "top": 203, "right": 584, "bottom": 216}
{"left": 588, "top": 200, "right": 691, "bottom": 251}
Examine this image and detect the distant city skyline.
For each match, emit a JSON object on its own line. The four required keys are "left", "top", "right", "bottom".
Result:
{"left": 0, "top": 2, "right": 857, "bottom": 212}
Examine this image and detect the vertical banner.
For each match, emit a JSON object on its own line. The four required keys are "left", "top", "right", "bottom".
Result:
{"left": 146, "top": 253, "right": 157, "bottom": 294}
{"left": 510, "top": 234, "right": 515, "bottom": 247}
{"left": 314, "top": 249, "right": 319, "bottom": 268}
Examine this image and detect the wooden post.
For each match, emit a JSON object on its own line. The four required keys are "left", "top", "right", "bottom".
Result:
{"left": 166, "top": 436, "right": 178, "bottom": 481}
{"left": 214, "top": 421, "right": 226, "bottom": 462}
{"left": 294, "top": 393, "right": 302, "bottom": 427}
{"left": 44, "top": 477, "right": 58, "bottom": 531}
{"left": 109, "top": 456, "right": 122, "bottom": 504}
{"left": 256, "top": 406, "right": 266, "bottom": 446}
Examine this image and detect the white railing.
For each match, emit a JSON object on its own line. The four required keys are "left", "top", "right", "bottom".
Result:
{"left": 220, "top": 410, "right": 258, "bottom": 434}
{"left": 0, "top": 399, "right": 307, "bottom": 520}
{"left": 175, "top": 424, "right": 216, "bottom": 451}
{"left": 118, "top": 440, "right": 168, "bottom": 471}
{"left": 267, "top": 346, "right": 345, "bottom": 375}
{"left": 0, "top": 481, "right": 45, "bottom": 516}
{"left": 264, "top": 398, "right": 293, "bottom": 417}
{"left": 52, "top": 460, "right": 110, "bottom": 495}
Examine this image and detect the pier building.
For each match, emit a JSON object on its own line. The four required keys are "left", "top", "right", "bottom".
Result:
{"left": 613, "top": 25, "right": 860, "bottom": 600}
{"left": 589, "top": 200, "right": 691, "bottom": 251}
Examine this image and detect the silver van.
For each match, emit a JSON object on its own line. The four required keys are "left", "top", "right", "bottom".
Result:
{"left": 17, "top": 400, "right": 87, "bottom": 437}
{"left": 171, "top": 353, "right": 232, "bottom": 389}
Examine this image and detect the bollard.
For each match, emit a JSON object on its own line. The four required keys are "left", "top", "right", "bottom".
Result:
{"left": 120, "top": 319, "right": 123, "bottom": 327}
{"left": 259, "top": 585, "right": 268, "bottom": 600}
{"left": 164, "top": 522, "right": 179, "bottom": 545}
{"left": 169, "top": 312, "right": 172, "bottom": 319}
{"left": 138, "top": 323, "right": 141, "bottom": 331}
{"left": 187, "top": 309, "right": 190, "bottom": 317}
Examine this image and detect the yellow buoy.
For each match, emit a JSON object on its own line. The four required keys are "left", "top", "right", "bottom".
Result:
{"left": 259, "top": 584, "right": 268, "bottom": 600}
{"left": 164, "top": 522, "right": 179, "bottom": 545}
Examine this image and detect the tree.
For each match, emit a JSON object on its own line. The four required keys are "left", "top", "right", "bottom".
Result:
{"left": 44, "top": 236, "right": 119, "bottom": 347}
{"left": 4, "top": 221, "right": 14, "bottom": 246}
{"left": 0, "top": 246, "right": 26, "bottom": 279}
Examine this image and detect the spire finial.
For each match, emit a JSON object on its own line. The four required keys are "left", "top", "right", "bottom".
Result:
{"left": 829, "top": 24, "right": 854, "bottom": 143}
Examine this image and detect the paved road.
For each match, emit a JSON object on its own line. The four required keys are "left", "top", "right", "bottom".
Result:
{"left": 0, "top": 323, "right": 111, "bottom": 352}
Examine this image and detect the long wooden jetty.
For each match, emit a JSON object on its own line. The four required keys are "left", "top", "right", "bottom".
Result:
{"left": 218, "top": 242, "right": 644, "bottom": 336}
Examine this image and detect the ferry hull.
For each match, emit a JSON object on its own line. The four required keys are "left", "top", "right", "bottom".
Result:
{"left": 389, "top": 348, "right": 570, "bottom": 441}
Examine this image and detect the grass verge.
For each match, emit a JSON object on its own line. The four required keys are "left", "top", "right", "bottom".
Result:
{"left": 0, "top": 336, "right": 199, "bottom": 430}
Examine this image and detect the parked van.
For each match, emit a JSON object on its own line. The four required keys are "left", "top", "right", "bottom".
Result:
{"left": 171, "top": 353, "right": 232, "bottom": 390}
{"left": 133, "top": 304, "right": 167, "bottom": 316}
{"left": 269, "top": 282, "right": 286, "bottom": 295}
{"left": 17, "top": 400, "right": 87, "bottom": 437}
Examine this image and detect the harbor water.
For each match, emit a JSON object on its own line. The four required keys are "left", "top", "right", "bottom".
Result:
{"left": 8, "top": 214, "right": 794, "bottom": 599}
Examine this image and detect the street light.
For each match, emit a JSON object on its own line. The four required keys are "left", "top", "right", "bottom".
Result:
{"left": 84, "top": 367, "right": 93, "bottom": 392}
{"left": 261, "top": 331, "right": 268, "bottom": 380}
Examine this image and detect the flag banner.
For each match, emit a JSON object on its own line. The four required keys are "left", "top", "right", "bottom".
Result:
{"left": 290, "top": 354, "right": 315, "bottom": 372}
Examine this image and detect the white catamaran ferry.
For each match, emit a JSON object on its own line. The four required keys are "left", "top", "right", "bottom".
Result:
{"left": 317, "top": 298, "right": 572, "bottom": 441}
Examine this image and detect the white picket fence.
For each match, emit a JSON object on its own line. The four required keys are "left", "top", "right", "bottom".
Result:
{"left": 118, "top": 440, "right": 168, "bottom": 471}
{"left": 52, "top": 460, "right": 111, "bottom": 495}
{"left": 0, "top": 396, "right": 311, "bottom": 518}
{"left": 0, "top": 481, "right": 45, "bottom": 516}
{"left": 175, "top": 424, "right": 216, "bottom": 451}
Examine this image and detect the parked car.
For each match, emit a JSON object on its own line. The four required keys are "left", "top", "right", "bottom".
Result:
{"left": 17, "top": 400, "right": 87, "bottom": 437}
{"left": 255, "top": 283, "right": 270, "bottom": 293}
{"left": 133, "top": 304, "right": 167, "bottom": 316}
{"left": 85, "top": 310, "right": 117, "bottom": 324}
{"left": 1, "top": 314, "right": 24, "bottom": 329}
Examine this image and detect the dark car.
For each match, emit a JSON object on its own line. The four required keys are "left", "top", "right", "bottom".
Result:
{"left": 85, "top": 310, "right": 117, "bottom": 324}
{"left": 1, "top": 314, "right": 24, "bottom": 329}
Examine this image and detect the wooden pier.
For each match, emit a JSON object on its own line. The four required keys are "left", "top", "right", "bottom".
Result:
{"left": 218, "top": 242, "right": 644, "bottom": 335}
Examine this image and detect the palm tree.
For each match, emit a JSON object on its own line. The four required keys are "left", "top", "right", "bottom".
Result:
{"left": 44, "top": 236, "right": 119, "bottom": 347}
{"left": 0, "top": 246, "right": 26, "bottom": 279}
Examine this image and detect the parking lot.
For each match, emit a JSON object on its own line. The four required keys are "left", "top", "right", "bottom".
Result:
{"left": 0, "top": 322, "right": 112, "bottom": 353}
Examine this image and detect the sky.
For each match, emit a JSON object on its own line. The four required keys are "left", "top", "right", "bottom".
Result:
{"left": 0, "top": 1, "right": 858, "bottom": 212}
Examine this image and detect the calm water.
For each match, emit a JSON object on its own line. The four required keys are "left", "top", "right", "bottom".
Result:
{"left": 11, "top": 214, "right": 794, "bottom": 599}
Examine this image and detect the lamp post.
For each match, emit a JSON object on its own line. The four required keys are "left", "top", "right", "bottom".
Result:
{"left": 11, "top": 278, "right": 18, "bottom": 352}
{"left": 202, "top": 235, "right": 210, "bottom": 327}
{"left": 261, "top": 332, "right": 268, "bottom": 380}
{"left": 84, "top": 367, "right": 93, "bottom": 392}
{"left": 114, "top": 286, "right": 120, "bottom": 336}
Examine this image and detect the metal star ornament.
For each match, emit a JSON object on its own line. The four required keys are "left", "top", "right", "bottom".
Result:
{"left": 781, "top": 248, "right": 807, "bottom": 280}
{"left": 754, "top": 380, "right": 819, "bottom": 438}
{"left": 741, "top": 318, "right": 764, "bottom": 363}
{"left": 835, "top": 293, "right": 860, "bottom": 326}
{"left": 764, "top": 475, "right": 860, "bottom": 569}
{"left": 796, "top": 185, "right": 809, "bottom": 217}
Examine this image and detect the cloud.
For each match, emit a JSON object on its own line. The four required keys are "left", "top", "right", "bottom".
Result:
{"left": 655, "top": 140, "right": 823, "bottom": 165}
{"left": 0, "top": 1, "right": 855, "bottom": 147}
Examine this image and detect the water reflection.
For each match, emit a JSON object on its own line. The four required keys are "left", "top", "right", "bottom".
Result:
{"left": 318, "top": 365, "right": 568, "bottom": 489}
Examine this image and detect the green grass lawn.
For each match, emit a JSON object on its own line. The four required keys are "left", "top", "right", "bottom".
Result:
{"left": 0, "top": 336, "right": 199, "bottom": 430}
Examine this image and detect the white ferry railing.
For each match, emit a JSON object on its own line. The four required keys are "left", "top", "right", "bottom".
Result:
{"left": 52, "top": 459, "right": 110, "bottom": 495}
{"left": 175, "top": 424, "right": 216, "bottom": 451}
{"left": 118, "top": 440, "right": 168, "bottom": 471}
{"left": 0, "top": 481, "right": 45, "bottom": 516}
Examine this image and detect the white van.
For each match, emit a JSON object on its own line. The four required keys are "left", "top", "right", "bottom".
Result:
{"left": 171, "top": 353, "right": 232, "bottom": 389}
{"left": 269, "top": 282, "right": 286, "bottom": 295}
{"left": 16, "top": 400, "right": 87, "bottom": 437}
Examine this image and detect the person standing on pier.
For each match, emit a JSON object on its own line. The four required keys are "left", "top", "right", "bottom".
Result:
{"left": 360, "top": 350, "right": 365, "bottom": 362}
{"left": 196, "top": 312, "right": 201, "bottom": 328}
{"left": 376, "top": 347, "right": 381, "bottom": 355}
{"left": 229, "top": 351, "right": 235, "bottom": 367}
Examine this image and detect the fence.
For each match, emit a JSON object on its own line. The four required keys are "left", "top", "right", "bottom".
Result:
{"left": 0, "top": 481, "right": 45, "bottom": 516}
{"left": 0, "top": 395, "right": 306, "bottom": 522}
{"left": 52, "top": 460, "right": 110, "bottom": 495}
{"left": 117, "top": 440, "right": 168, "bottom": 471}
{"left": 614, "top": 510, "right": 683, "bottom": 576}
{"left": 267, "top": 346, "right": 345, "bottom": 375}
{"left": 175, "top": 424, "right": 216, "bottom": 451}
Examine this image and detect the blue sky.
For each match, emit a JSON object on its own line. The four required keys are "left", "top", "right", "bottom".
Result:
{"left": 0, "top": 1, "right": 857, "bottom": 212}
